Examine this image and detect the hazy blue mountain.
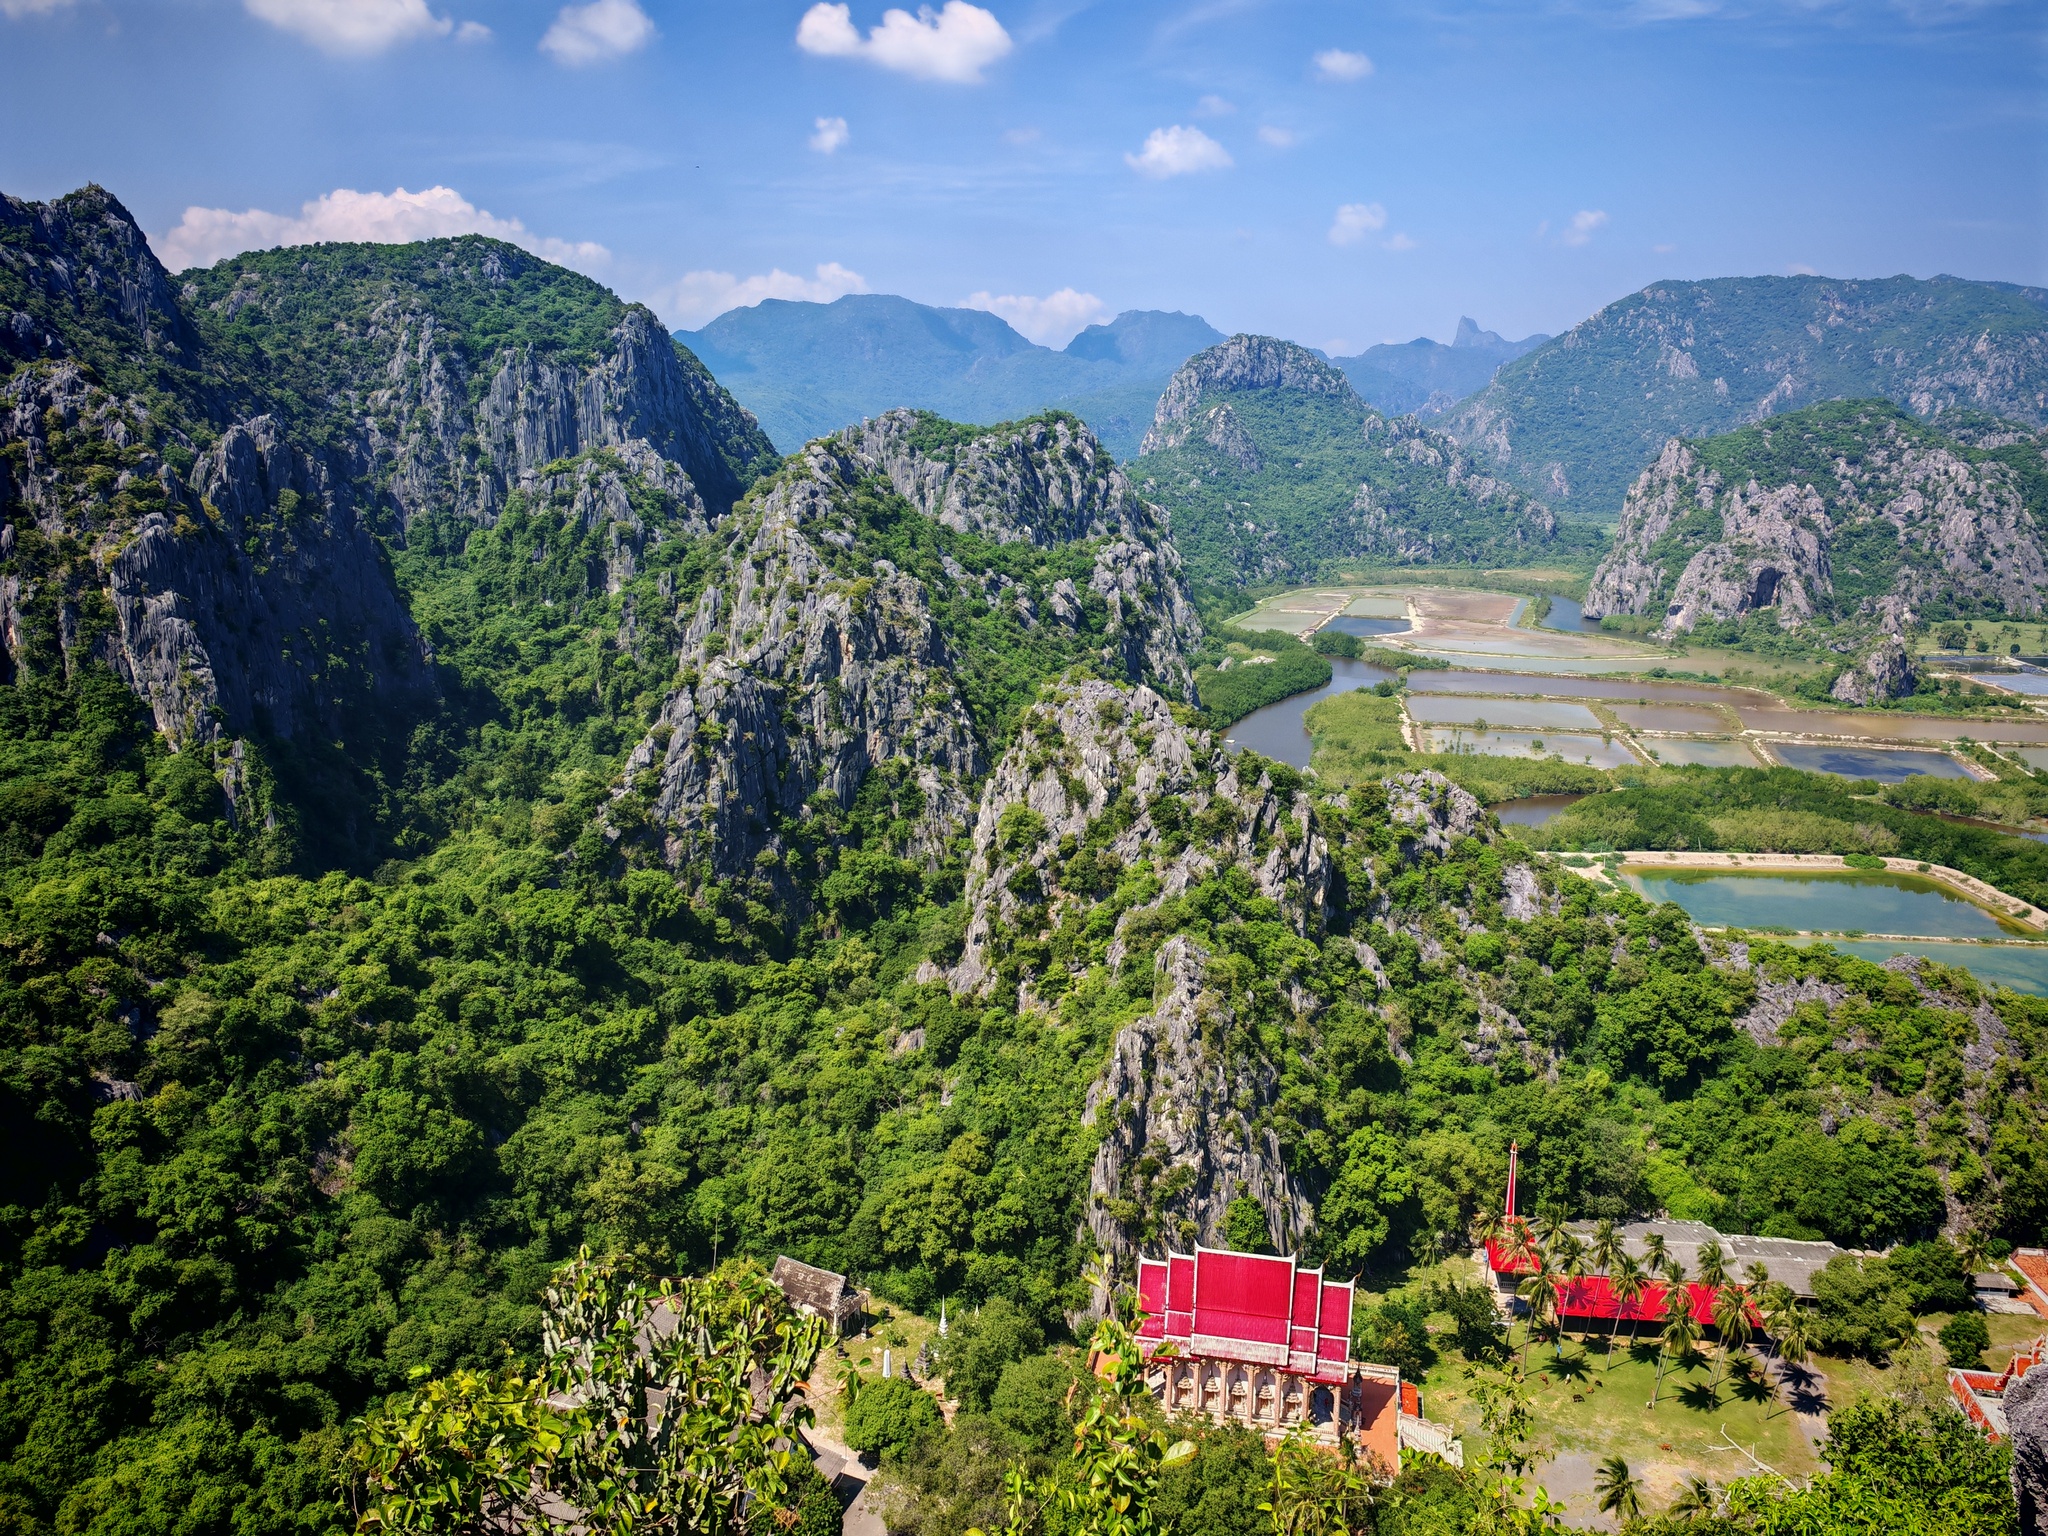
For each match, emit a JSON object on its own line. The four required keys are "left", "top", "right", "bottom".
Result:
{"left": 1331, "top": 316, "right": 1550, "bottom": 417}
{"left": 678, "top": 295, "right": 1223, "bottom": 457}
{"left": 1445, "top": 274, "right": 2048, "bottom": 521}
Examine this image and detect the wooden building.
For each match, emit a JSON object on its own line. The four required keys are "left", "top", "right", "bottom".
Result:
{"left": 769, "top": 1255, "right": 863, "bottom": 1337}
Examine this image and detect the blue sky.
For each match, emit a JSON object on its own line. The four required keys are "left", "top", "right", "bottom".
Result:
{"left": 1, "top": 0, "right": 2041, "bottom": 352}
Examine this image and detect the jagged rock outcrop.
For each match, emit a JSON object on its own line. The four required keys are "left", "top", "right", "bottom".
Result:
{"left": 1830, "top": 636, "right": 1916, "bottom": 704}
{"left": 1083, "top": 934, "right": 1310, "bottom": 1260}
{"left": 945, "top": 678, "right": 1331, "bottom": 997}
{"left": 1141, "top": 335, "right": 1351, "bottom": 454}
{"left": 618, "top": 421, "right": 1203, "bottom": 895}
{"left": 1585, "top": 403, "right": 2048, "bottom": 639}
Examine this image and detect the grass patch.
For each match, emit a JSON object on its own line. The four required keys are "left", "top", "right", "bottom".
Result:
{"left": 1304, "top": 689, "right": 1614, "bottom": 802}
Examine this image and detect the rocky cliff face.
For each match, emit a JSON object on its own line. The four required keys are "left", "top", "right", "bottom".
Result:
{"left": 1446, "top": 273, "right": 2048, "bottom": 515}
{"left": 936, "top": 676, "right": 1333, "bottom": 1257}
{"left": 1584, "top": 402, "right": 2048, "bottom": 638}
{"left": 1136, "top": 336, "right": 1592, "bottom": 587}
{"left": 1, "top": 339, "right": 428, "bottom": 750}
{"left": 2, "top": 186, "right": 777, "bottom": 772}
{"left": 615, "top": 414, "right": 1201, "bottom": 899}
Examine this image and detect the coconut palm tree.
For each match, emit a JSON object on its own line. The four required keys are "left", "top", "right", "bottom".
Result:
{"left": 1471, "top": 1203, "right": 1506, "bottom": 1257}
{"left": 1516, "top": 1262, "right": 1559, "bottom": 1370}
{"left": 1642, "top": 1230, "right": 1669, "bottom": 1277}
{"left": 1594, "top": 1455, "right": 1644, "bottom": 1524}
{"left": 1669, "top": 1475, "right": 1718, "bottom": 1520}
{"left": 1696, "top": 1239, "right": 1729, "bottom": 1292}
{"left": 1768, "top": 1304, "right": 1813, "bottom": 1418}
{"left": 1610, "top": 1254, "right": 1650, "bottom": 1370}
{"left": 1536, "top": 1207, "right": 1571, "bottom": 1260}
{"left": 1651, "top": 1287, "right": 1697, "bottom": 1408}
{"left": 1743, "top": 1261, "right": 1771, "bottom": 1291}
{"left": 1711, "top": 1284, "right": 1753, "bottom": 1396}
{"left": 1591, "top": 1219, "right": 1623, "bottom": 1276}
{"left": 1957, "top": 1227, "right": 1990, "bottom": 1282}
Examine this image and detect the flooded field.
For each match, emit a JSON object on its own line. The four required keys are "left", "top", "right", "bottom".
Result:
{"left": 1536, "top": 595, "right": 1605, "bottom": 635}
{"left": 1324, "top": 615, "right": 1410, "bottom": 638}
{"left": 1768, "top": 743, "right": 1971, "bottom": 781}
{"left": 1493, "top": 794, "right": 1590, "bottom": 827}
{"left": 1406, "top": 697, "right": 1604, "bottom": 731}
{"left": 1610, "top": 703, "right": 1729, "bottom": 733}
{"left": 1629, "top": 868, "right": 2026, "bottom": 937}
{"left": 1423, "top": 728, "right": 1640, "bottom": 768}
{"left": 1641, "top": 738, "right": 1763, "bottom": 768}
{"left": 1737, "top": 703, "right": 2048, "bottom": 745}
{"left": 1221, "top": 656, "right": 1393, "bottom": 766}
{"left": 1966, "top": 670, "right": 2048, "bottom": 696}
{"left": 1408, "top": 672, "right": 1744, "bottom": 704}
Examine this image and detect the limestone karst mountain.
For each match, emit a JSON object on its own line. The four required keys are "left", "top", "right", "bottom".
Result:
{"left": 1135, "top": 334, "right": 1599, "bottom": 587}
{"left": 1583, "top": 401, "right": 2048, "bottom": 650}
{"left": 1330, "top": 316, "right": 1550, "bottom": 418}
{"left": 1446, "top": 274, "right": 2048, "bottom": 519}
{"left": 609, "top": 408, "right": 1201, "bottom": 911}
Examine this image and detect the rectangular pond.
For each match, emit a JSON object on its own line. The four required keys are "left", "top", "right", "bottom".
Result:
{"left": 1422, "top": 728, "right": 1639, "bottom": 768}
{"left": 1767, "top": 743, "right": 1971, "bottom": 782}
{"left": 1408, "top": 672, "right": 1749, "bottom": 704}
{"left": 1611, "top": 703, "right": 1729, "bottom": 733}
{"left": 1966, "top": 670, "right": 2048, "bottom": 697}
{"left": 1406, "top": 696, "right": 1604, "bottom": 730}
{"left": 1493, "top": 794, "right": 1591, "bottom": 827}
{"left": 1640, "top": 738, "right": 1763, "bottom": 768}
{"left": 1625, "top": 868, "right": 2027, "bottom": 938}
{"left": 1323, "top": 615, "right": 1411, "bottom": 638}
{"left": 1737, "top": 703, "right": 2048, "bottom": 745}
{"left": 1803, "top": 938, "right": 2048, "bottom": 997}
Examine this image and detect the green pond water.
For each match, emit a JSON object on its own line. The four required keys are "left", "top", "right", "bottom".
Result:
{"left": 1407, "top": 696, "right": 1603, "bottom": 730}
{"left": 1799, "top": 938, "right": 2048, "bottom": 996}
{"left": 1640, "top": 738, "right": 1761, "bottom": 768}
{"left": 1424, "top": 729, "right": 1640, "bottom": 768}
{"left": 1627, "top": 869, "right": 2026, "bottom": 938}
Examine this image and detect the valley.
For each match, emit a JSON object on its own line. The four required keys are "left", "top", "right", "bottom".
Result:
{"left": 0, "top": 183, "right": 2041, "bottom": 1536}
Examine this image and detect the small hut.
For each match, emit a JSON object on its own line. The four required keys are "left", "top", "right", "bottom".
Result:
{"left": 770, "top": 1256, "right": 863, "bottom": 1337}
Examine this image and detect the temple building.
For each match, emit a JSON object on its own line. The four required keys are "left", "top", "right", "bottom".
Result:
{"left": 1950, "top": 1334, "right": 2046, "bottom": 1441}
{"left": 1135, "top": 1246, "right": 1461, "bottom": 1471}
{"left": 1484, "top": 1144, "right": 1841, "bottom": 1323}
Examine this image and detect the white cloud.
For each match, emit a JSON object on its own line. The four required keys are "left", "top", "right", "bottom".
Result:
{"left": 811, "top": 115, "right": 851, "bottom": 152}
{"left": 540, "top": 0, "right": 654, "bottom": 64}
{"left": 1789, "top": 262, "right": 1818, "bottom": 275}
{"left": 796, "top": 1, "right": 1012, "bottom": 83}
{"left": 155, "top": 186, "right": 610, "bottom": 274}
{"left": 2, "top": 0, "right": 78, "bottom": 17}
{"left": 654, "top": 262, "right": 869, "bottom": 329}
{"left": 1561, "top": 208, "right": 1609, "bottom": 246}
{"left": 1195, "top": 93, "right": 1235, "bottom": 115}
{"left": 242, "top": 0, "right": 452, "bottom": 53}
{"left": 1257, "top": 125, "right": 1297, "bottom": 148}
{"left": 1313, "top": 47, "right": 1373, "bottom": 80}
{"left": 1382, "top": 231, "right": 1417, "bottom": 251}
{"left": 455, "top": 18, "right": 489, "bottom": 40}
{"left": 1653, "top": 242, "right": 1677, "bottom": 254}
{"left": 1125, "top": 125, "right": 1232, "bottom": 179}
{"left": 1327, "top": 202, "right": 1386, "bottom": 245}
{"left": 962, "top": 286, "right": 1108, "bottom": 346}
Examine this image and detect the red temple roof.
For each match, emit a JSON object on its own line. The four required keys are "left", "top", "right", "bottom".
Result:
{"left": 1136, "top": 1248, "right": 1354, "bottom": 1383}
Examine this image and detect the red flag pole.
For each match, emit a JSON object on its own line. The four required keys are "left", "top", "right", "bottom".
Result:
{"left": 1506, "top": 1141, "right": 1519, "bottom": 1220}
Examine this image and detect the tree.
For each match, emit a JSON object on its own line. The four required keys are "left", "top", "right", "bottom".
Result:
{"left": 1650, "top": 1288, "right": 1697, "bottom": 1408}
{"left": 844, "top": 1375, "right": 945, "bottom": 1465}
{"left": 1259, "top": 1423, "right": 1379, "bottom": 1536}
{"left": 938, "top": 1298, "right": 1046, "bottom": 1413}
{"left": 1939, "top": 1311, "right": 1991, "bottom": 1369}
{"left": 1609, "top": 1255, "right": 1649, "bottom": 1372}
{"left": 1515, "top": 1262, "right": 1558, "bottom": 1370}
{"left": 1594, "top": 1456, "right": 1643, "bottom": 1524}
{"left": 1710, "top": 1285, "right": 1753, "bottom": 1397}
{"left": 1810, "top": 1254, "right": 1913, "bottom": 1361}
{"left": 1226, "top": 1193, "right": 1275, "bottom": 1254}
{"left": 342, "top": 1250, "right": 829, "bottom": 1535}
{"left": 1319, "top": 1127, "right": 1415, "bottom": 1271}
{"left": 1668, "top": 1474, "right": 1717, "bottom": 1520}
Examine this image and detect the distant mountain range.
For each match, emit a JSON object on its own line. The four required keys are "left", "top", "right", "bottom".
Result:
{"left": 1329, "top": 317, "right": 1550, "bottom": 417}
{"left": 677, "top": 296, "right": 1223, "bottom": 458}
{"left": 677, "top": 297, "right": 1543, "bottom": 458}
{"left": 1445, "top": 274, "right": 2048, "bottom": 522}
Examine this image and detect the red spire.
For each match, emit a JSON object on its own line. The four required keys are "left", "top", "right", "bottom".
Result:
{"left": 1505, "top": 1142, "right": 1519, "bottom": 1219}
